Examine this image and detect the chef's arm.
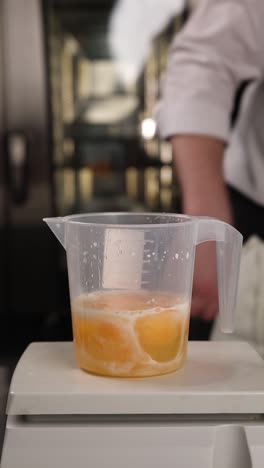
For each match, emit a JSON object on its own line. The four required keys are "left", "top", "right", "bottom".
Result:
{"left": 172, "top": 135, "right": 233, "bottom": 224}
{"left": 171, "top": 134, "right": 233, "bottom": 320}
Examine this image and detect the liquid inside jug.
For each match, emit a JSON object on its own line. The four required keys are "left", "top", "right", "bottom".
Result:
{"left": 71, "top": 290, "right": 190, "bottom": 377}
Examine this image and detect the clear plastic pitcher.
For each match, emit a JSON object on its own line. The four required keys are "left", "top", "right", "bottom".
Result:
{"left": 44, "top": 213, "right": 242, "bottom": 377}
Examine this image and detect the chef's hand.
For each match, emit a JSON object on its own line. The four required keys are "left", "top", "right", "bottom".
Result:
{"left": 191, "top": 242, "right": 218, "bottom": 321}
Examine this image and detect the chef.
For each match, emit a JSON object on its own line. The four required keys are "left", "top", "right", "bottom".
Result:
{"left": 158, "top": 0, "right": 264, "bottom": 334}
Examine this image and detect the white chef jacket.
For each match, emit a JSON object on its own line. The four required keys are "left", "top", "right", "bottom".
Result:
{"left": 158, "top": 0, "right": 264, "bottom": 206}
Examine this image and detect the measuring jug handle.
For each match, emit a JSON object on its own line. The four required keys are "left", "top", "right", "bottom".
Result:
{"left": 196, "top": 218, "right": 243, "bottom": 333}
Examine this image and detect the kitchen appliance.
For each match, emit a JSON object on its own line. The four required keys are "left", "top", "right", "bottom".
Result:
{"left": 0, "top": 0, "right": 63, "bottom": 358}
{"left": 1, "top": 340, "right": 264, "bottom": 467}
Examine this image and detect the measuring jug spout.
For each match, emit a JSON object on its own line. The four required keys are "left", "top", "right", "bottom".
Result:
{"left": 43, "top": 217, "right": 65, "bottom": 249}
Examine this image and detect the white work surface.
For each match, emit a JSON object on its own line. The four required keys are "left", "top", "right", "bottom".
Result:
{"left": 7, "top": 341, "right": 264, "bottom": 416}
{"left": 3, "top": 342, "right": 264, "bottom": 468}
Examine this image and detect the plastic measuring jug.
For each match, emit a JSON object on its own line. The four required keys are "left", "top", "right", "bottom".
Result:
{"left": 44, "top": 213, "right": 242, "bottom": 377}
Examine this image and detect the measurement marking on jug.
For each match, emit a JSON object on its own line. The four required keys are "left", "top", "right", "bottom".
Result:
{"left": 98, "top": 262, "right": 101, "bottom": 287}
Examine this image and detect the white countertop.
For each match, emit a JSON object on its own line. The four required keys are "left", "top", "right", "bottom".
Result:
{"left": 7, "top": 341, "right": 264, "bottom": 416}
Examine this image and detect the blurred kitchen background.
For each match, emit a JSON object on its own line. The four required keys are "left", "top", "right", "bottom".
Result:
{"left": 0, "top": 0, "right": 199, "bottom": 451}
{"left": 2, "top": 0, "right": 264, "bottom": 459}
{"left": 4, "top": 0, "right": 264, "bottom": 456}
